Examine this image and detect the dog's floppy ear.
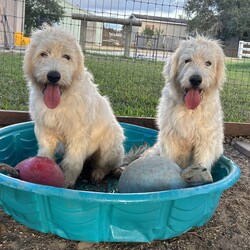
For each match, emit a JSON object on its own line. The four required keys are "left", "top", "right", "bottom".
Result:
{"left": 162, "top": 55, "right": 178, "bottom": 82}
{"left": 23, "top": 44, "right": 36, "bottom": 83}
{"left": 72, "top": 44, "right": 85, "bottom": 81}
{"left": 215, "top": 45, "right": 226, "bottom": 89}
{"left": 162, "top": 56, "right": 171, "bottom": 78}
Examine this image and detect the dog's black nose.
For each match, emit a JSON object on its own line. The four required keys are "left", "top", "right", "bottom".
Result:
{"left": 47, "top": 71, "right": 61, "bottom": 84}
{"left": 189, "top": 75, "right": 202, "bottom": 86}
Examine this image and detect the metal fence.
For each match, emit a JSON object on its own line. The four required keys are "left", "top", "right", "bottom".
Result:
{"left": 0, "top": 0, "right": 249, "bottom": 123}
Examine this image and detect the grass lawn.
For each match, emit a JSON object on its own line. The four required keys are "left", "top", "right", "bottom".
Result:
{"left": 222, "top": 60, "right": 250, "bottom": 122}
{"left": 0, "top": 52, "right": 249, "bottom": 122}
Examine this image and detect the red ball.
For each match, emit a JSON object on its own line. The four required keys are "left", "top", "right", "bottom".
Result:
{"left": 15, "top": 156, "right": 65, "bottom": 188}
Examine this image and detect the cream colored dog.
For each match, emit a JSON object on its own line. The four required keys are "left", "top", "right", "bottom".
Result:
{"left": 156, "top": 36, "right": 226, "bottom": 184}
{"left": 23, "top": 25, "right": 125, "bottom": 187}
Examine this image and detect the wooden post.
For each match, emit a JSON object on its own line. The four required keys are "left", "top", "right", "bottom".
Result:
{"left": 72, "top": 14, "right": 142, "bottom": 26}
{"left": 80, "top": 19, "right": 87, "bottom": 51}
{"left": 124, "top": 24, "right": 132, "bottom": 57}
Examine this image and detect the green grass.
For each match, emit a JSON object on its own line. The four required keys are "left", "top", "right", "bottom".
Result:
{"left": 222, "top": 60, "right": 250, "bottom": 122}
{"left": 85, "top": 55, "right": 164, "bottom": 117}
{"left": 0, "top": 52, "right": 28, "bottom": 110}
{"left": 0, "top": 52, "right": 249, "bottom": 122}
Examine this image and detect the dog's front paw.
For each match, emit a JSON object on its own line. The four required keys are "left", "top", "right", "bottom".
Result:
{"left": 91, "top": 168, "right": 106, "bottom": 182}
{"left": 181, "top": 164, "right": 213, "bottom": 186}
{"left": 65, "top": 180, "right": 75, "bottom": 189}
{"left": 60, "top": 161, "right": 79, "bottom": 188}
{"left": 62, "top": 173, "right": 77, "bottom": 189}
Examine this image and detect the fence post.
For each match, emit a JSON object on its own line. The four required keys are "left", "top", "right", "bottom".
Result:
{"left": 124, "top": 24, "right": 132, "bottom": 57}
{"left": 80, "top": 19, "right": 87, "bottom": 51}
{"left": 238, "top": 40, "right": 244, "bottom": 58}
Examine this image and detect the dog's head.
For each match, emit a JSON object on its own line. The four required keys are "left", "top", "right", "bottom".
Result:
{"left": 23, "top": 24, "right": 84, "bottom": 109}
{"left": 163, "top": 35, "right": 226, "bottom": 110}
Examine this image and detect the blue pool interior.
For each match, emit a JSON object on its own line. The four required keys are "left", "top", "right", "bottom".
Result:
{"left": 0, "top": 121, "right": 239, "bottom": 193}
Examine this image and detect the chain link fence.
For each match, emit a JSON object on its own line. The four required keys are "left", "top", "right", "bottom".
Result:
{"left": 0, "top": 0, "right": 249, "bottom": 122}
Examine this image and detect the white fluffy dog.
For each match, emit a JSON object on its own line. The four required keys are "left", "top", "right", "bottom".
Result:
{"left": 156, "top": 36, "right": 226, "bottom": 184}
{"left": 23, "top": 25, "right": 125, "bottom": 187}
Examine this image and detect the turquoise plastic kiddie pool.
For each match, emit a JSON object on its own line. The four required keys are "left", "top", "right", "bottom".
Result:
{"left": 0, "top": 122, "right": 240, "bottom": 242}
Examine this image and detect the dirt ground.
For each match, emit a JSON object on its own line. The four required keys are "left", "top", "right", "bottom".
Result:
{"left": 0, "top": 136, "right": 249, "bottom": 250}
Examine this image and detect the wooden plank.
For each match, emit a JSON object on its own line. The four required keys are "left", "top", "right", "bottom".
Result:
{"left": 224, "top": 122, "right": 250, "bottom": 136}
{"left": 117, "top": 116, "right": 157, "bottom": 130}
{"left": 233, "top": 141, "right": 250, "bottom": 157}
{"left": 0, "top": 110, "right": 249, "bottom": 136}
{"left": 0, "top": 110, "right": 30, "bottom": 126}
{"left": 72, "top": 14, "right": 142, "bottom": 26}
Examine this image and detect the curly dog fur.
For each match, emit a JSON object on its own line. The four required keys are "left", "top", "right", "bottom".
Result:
{"left": 23, "top": 25, "right": 125, "bottom": 187}
{"left": 157, "top": 36, "right": 226, "bottom": 175}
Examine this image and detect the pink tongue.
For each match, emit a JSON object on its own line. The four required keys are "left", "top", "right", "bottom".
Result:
{"left": 184, "top": 88, "right": 201, "bottom": 110}
{"left": 43, "top": 84, "right": 61, "bottom": 109}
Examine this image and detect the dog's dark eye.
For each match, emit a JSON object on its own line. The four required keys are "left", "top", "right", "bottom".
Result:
{"left": 41, "top": 52, "right": 48, "bottom": 57}
{"left": 185, "top": 59, "right": 191, "bottom": 64}
{"left": 205, "top": 61, "right": 212, "bottom": 66}
{"left": 63, "top": 54, "right": 71, "bottom": 60}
